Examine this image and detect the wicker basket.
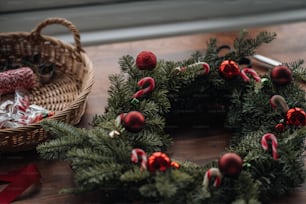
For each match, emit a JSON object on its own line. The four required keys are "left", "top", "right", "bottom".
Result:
{"left": 0, "top": 18, "right": 94, "bottom": 152}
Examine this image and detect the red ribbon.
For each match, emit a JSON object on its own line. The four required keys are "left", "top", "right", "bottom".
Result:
{"left": 0, "top": 163, "right": 41, "bottom": 204}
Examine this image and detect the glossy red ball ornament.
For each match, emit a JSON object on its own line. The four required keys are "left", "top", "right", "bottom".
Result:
{"left": 286, "top": 107, "right": 306, "bottom": 126}
{"left": 122, "top": 111, "right": 145, "bottom": 132}
{"left": 147, "top": 152, "right": 171, "bottom": 173}
{"left": 270, "top": 65, "right": 292, "bottom": 85}
{"left": 218, "top": 60, "right": 240, "bottom": 79}
{"left": 218, "top": 153, "right": 243, "bottom": 177}
{"left": 136, "top": 51, "right": 157, "bottom": 70}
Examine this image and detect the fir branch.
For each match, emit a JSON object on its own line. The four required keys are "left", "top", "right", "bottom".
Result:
{"left": 154, "top": 175, "right": 178, "bottom": 198}
{"left": 144, "top": 114, "right": 166, "bottom": 131}
{"left": 234, "top": 30, "right": 276, "bottom": 57}
{"left": 120, "top": 167, "right": 150, "bottom": 182}
{"left": 119, "top": 55, "right": 135, "bottom": 73}
{"left": 107, "top": 73, "right": 133, "bottom": 114}
{"left": 75, "top": 163, "right": 124, "bottom": 189}
{"left": 286, "top": 59, "right": 306, "bottom": 82}
{"left": 37, "top": 120, "right": 87, "bottom": 160}
{"left": 66, "top": 147, "right": 115, "bottom": 168}
{"left": 92, "top": 136, "right": 131, "bottom": 163}
{"left": 139, "top": 184, "right": 158, "bottom": 198}
{"left": 37, "top": 138, "right": 83, "bottom": 160}
{"left": 204, "top": 38, "right": 218, "bottom": 63}
{"left": 126, "top": 130, "right": 164, "bottom": 152}
{"left": 39, "top": 119, "right": 82, "bottom": 139}
{"left": 137, "top": 100, "right": 159, "bottom": 117}
{"left": 232, "top": 172, "right": 260, "bottom": 203}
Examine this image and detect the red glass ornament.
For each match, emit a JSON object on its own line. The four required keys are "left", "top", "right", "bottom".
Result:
{"left": 218, "top": 60, "right": 240, "bottom": 79}
{"left": 286, "top": 107, "right": 306, "bottom": 126}
{"left": 147, "top": 152, "right": 171, "bottom": 173}
{"left": 275, "top": 123, "right": 285, "bottom": 132}
{"left": 123, "top": 111, "right": 145, "bottom": 132}
{"left": 218, "top": 153, "right": 243, "bottom": 177}
{"left": 270, "top": 65, "right": 292, "bottom": 85}
{"left": 136, "top": 51, "right": 157, "bottom": 70}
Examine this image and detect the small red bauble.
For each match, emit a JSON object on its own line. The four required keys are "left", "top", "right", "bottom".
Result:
{"left": 147, "top": 152, "right": 171, "bottom": 173}
{"left": 275, "top": 123, "right": 285, "bottom": 132}
{"left": 122, "top": 111, "right": 145, "bottom": 132}
{"left": 218, "top": 153, "right": 243, "bottom": 177}
{"left": 136, "top": 51, "right": 157, "bottom": 71}
{"left": 171, "top": 161, "right": 180, "bottom": 169}
{"left": 270, "top": 65, "right": 292, "bottom": 85}
{"left": 286, "top": 107, "right": 306, "bottom": 126}
{"left": 218, "top": 60, "right": 240, "bottom": 79}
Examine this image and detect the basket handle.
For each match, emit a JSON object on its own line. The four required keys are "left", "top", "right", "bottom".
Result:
{"left": 30, "top": 17, "right": 84, "bottom": 62}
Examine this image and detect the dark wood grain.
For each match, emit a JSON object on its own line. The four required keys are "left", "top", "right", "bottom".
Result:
{"left": 1, "top": 21, "right": 306, "bottom": 203}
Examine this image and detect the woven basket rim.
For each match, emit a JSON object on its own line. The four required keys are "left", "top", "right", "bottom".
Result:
{"left": 0, "top": 64, "right": 94, "bottom": 134}
{"left": 0, "top": 32, "right": 94, "bottom": 134}
{"left": 0, "top": 32, "right": 82, "bottom": 62}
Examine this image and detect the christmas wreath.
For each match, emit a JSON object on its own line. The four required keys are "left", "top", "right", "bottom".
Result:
{"left": 37, "top": 30, "right": 306, "bottom": 204}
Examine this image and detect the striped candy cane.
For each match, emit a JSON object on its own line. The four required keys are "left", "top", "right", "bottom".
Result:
{"left": 115, "top": 113, "right": 126, "bottom": 126}
{"left": 132, "top": 77, "right": 155, "bottom": 99}
{"left": 175, "top": 62, "right": 210, "bottom": 75}
{"left": 270, "top": 95, "right": 289, "bottom": 112}
{"left": 203, "top": 167, "right": 222, "bottom": 188}
{"left": 261, "top": 133, "right": 279, "bottom": 160}
{"left": 240, "top": 68, "right": 261, "bottom": 82}
{"left": 131, "top": 148, "right": 147, "bottom": 171}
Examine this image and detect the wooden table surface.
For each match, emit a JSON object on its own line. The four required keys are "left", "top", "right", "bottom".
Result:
{"left": 1, "top": 22, "right": 306, "bottom": 203}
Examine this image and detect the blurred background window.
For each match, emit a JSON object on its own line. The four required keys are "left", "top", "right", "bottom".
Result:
{"left": 1, "top": 0, "right": 306, "bottom": 45}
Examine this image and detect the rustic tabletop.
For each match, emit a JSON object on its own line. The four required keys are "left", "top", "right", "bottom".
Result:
{"left": 1, "top": 21, "right": 306, "bottom": 203}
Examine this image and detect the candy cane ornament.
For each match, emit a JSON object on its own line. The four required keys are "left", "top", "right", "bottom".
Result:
{"left": 202, "top": 167, "right": 222, "bottom": 189}
{"left": 270, "top": 95, "right": 289, "bottom": 112}
{"left": 261, "top": 133, "right": 279, "bottom": 160}
{"left": 131, "top": 148, "right": 147, "bottom": 171}
{"left": 175, "top": 62, "right": 210, "bottom": 75}
{"left": 115, "top": 113, "right": 126, "bottom": 127}
{"left": 240, "top": 68, "right": 261, "bottom": 82}
{"left": 132, "top": 77, "right": 155, "bottom": 99}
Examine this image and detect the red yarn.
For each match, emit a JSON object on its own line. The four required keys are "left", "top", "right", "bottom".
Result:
{"left": 0, "top": 67, "right": 36, "bottom": 95}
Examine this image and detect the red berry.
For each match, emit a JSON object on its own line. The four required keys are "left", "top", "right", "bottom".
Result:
{"left": 275, "top": 123, "right": 285, "bottom": 132}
